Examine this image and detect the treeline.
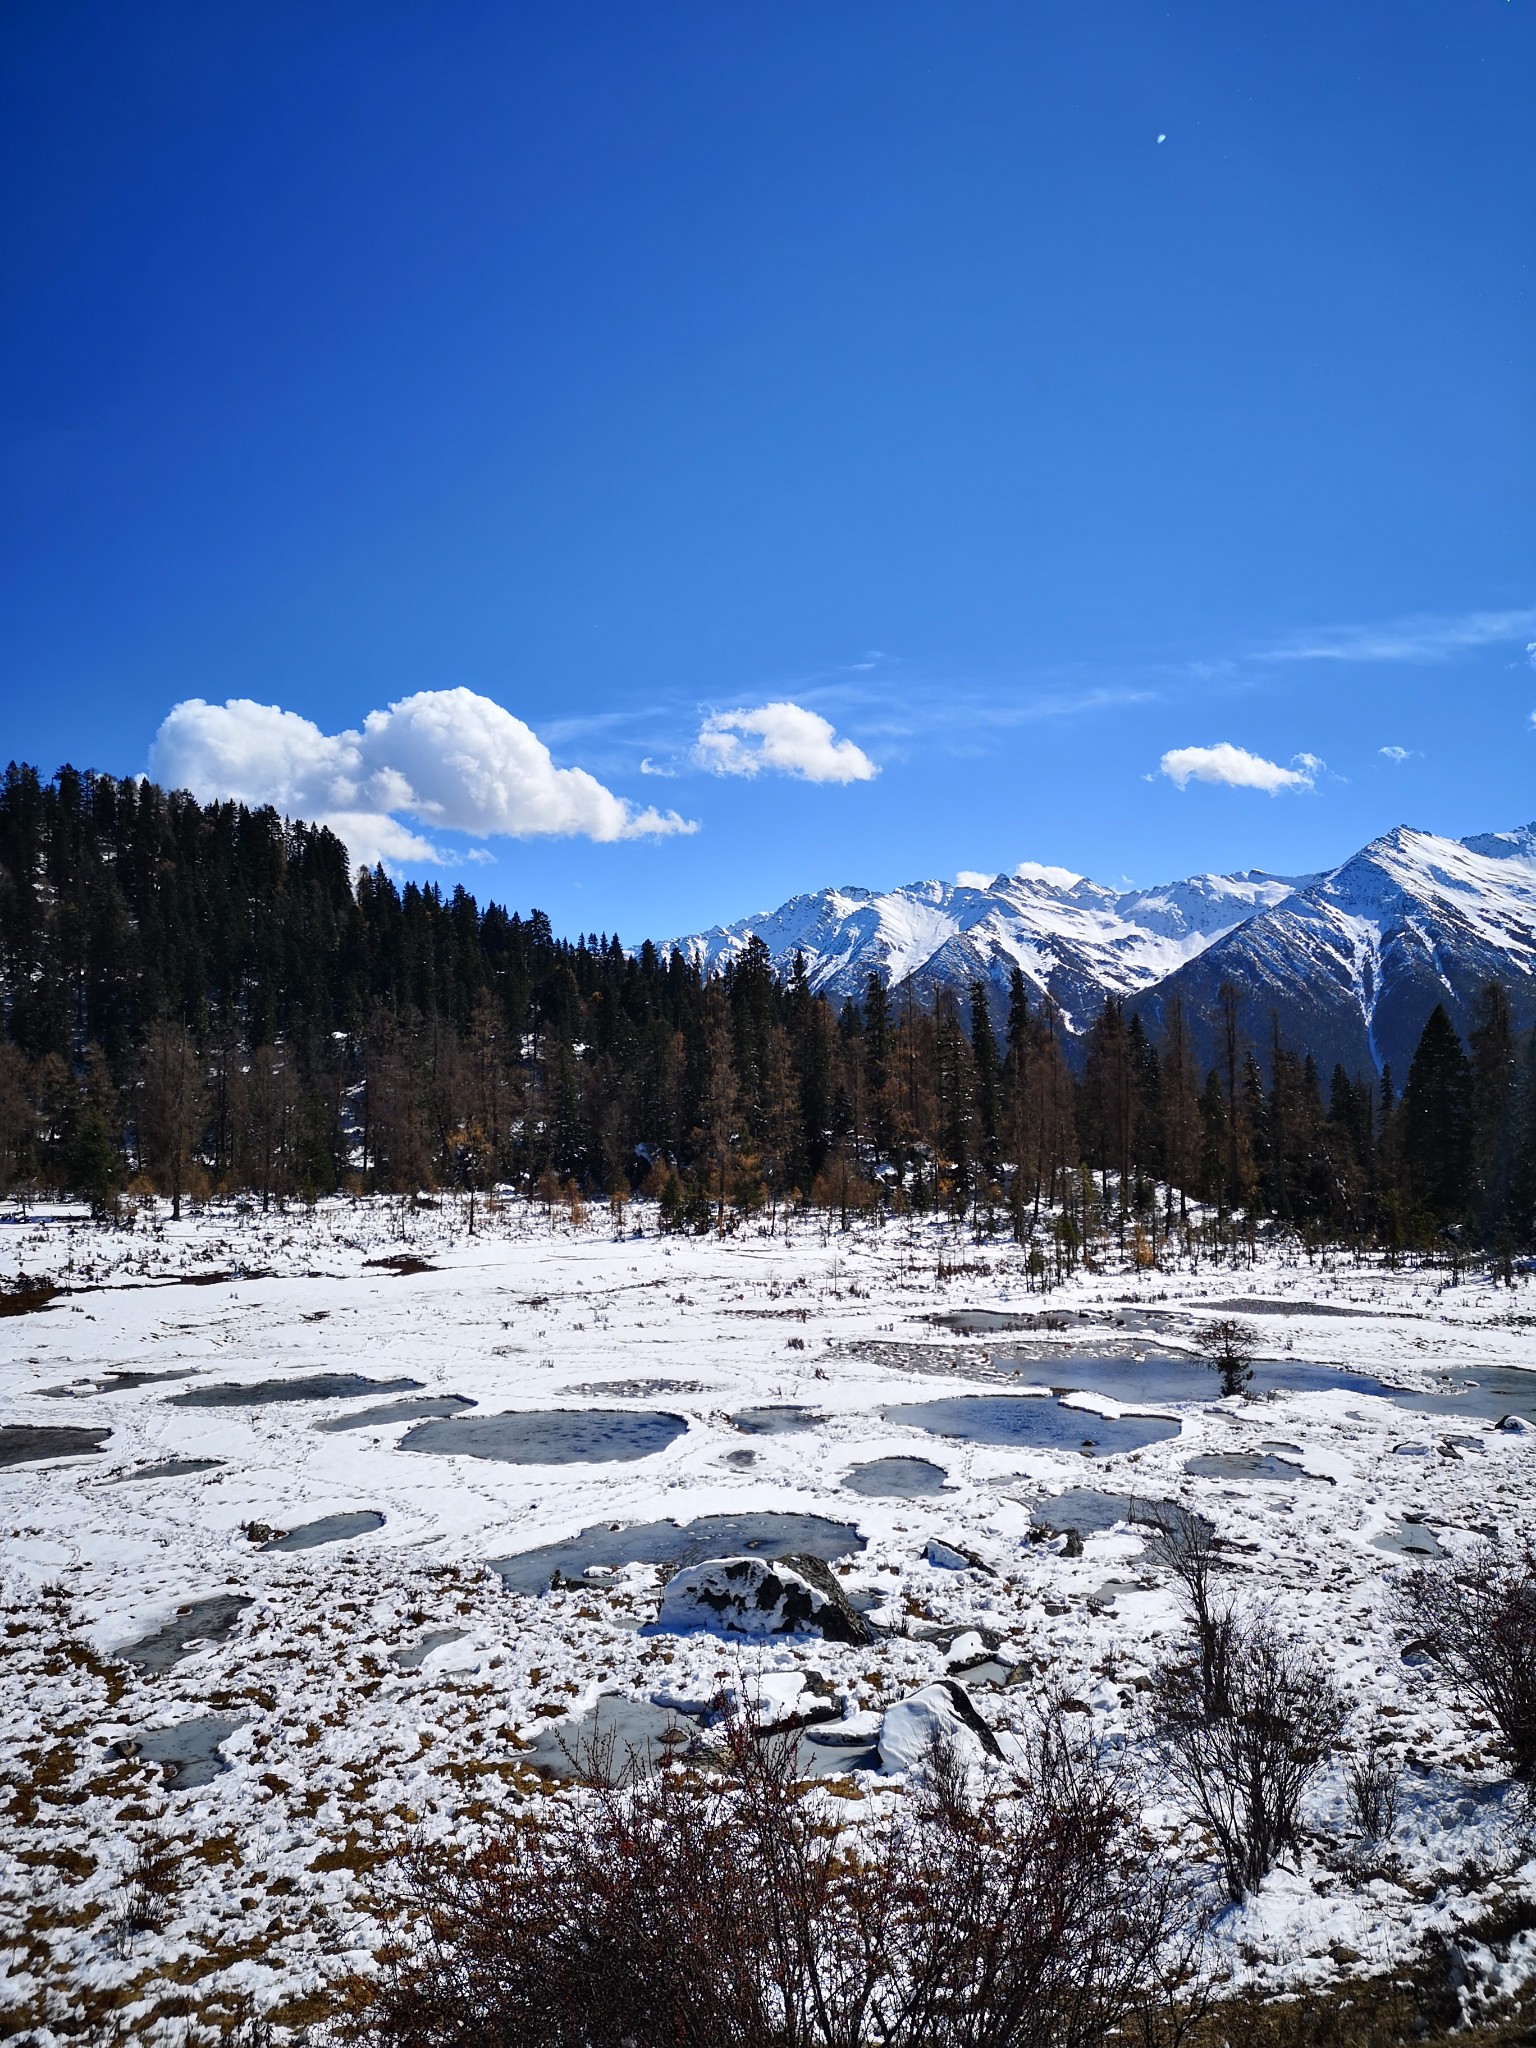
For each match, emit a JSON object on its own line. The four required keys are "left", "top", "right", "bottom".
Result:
{"left": 0, "top": 761, "right": 1530, "bottom": 1255}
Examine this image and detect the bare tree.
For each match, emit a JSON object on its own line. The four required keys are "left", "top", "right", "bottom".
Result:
{"left": 1402, "top": 1540, "right": 1536, "bottom": 1781}
{"left": 136, "top": 1021, "right": 207, "bottom": 1221}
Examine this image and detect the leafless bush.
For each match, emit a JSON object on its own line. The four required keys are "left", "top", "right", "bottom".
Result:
{"left": 1345, "top": 1743, "right": 1401, "bottom": 1842}
{"left": 109, "top": 1834, "right": 181, "bottom": 1956}
{"left": 1140, "top": 1502, "right": 1229, "bottom": 1719}
{"left": 1400, "top": 1540, "right": 1536, "bottom": 1781}
{"left": 1192, "top": 1318, "right": 1258, "bottom": 1398}
{"left": 354, "top": 1710, "right": 1193, "bottom": 2047}
{"left": 1151, "top": 1610, "right": 1345, "bottom": 1902}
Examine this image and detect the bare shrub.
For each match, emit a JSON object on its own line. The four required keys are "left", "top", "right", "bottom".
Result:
{"left": 1192, "top": 1317, "right": 1258, "bottom": 1398}
{"left": 1151, "top": 1611, "right": 1345, "bottom": 1902}
{"left": 109, "top": 1834, "right": 181, "bottom": 1956}
{"left": 1345, "top": 1743, "right": 1402, "bottom": 1842}
{"left": 1400, "top": 1540, "right": 1536, "bottom": 1780}
{"left": 1139, "top": 1502, "right": 1229, "bottom": 1719}
{"left": 355, "top": 1710, "right": 1191, "bottom": 2047}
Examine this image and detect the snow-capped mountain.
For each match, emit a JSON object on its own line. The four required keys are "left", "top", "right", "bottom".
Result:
{"left": 668, "top": 820, "right": 1536, "bottom": 1075}
{"left": 1131, "top": 823, "right": 1536, "bottom": 1079}
{"left": 666, "top": 863, "right": 1309, "bottom": 1033}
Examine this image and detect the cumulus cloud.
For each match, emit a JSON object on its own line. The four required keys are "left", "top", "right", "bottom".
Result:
{"left": 150, "top": 688, "right": 696, "bottom": 872}
{"left": 693, "top": 701, "right": 878, "bottom": 783}
{"left": 1158, "top": 742, "right": 1317, "bottom": 794}
{"left": 1013, "top": 860, "right": 1084, "bottom": 888}
{"left": 1379, "top": 744, "right": 1413, "bottom": 764}
{"left": 954, "top": 870, "right": 997, "bottom": 890}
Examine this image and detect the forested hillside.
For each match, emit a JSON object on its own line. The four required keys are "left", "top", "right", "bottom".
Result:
{"left": 1, "top": 761, "right": 1532, "bottom": 1255}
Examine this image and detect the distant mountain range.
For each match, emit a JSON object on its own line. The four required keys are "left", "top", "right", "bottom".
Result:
{"left": 666, "top": 823, "right": 1536, "bottom": 1078}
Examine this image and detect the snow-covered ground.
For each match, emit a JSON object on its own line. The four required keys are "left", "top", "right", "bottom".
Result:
{"left": 3, "top": 1196, "right": 1536, "bottom": 2041}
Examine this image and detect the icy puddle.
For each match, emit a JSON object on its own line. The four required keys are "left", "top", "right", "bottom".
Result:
{"left": 1373, "top": 1519, "right": 1447, "bottom": 1559}
{"left": 885, "top": 1395, "right": 1179, "bottom": 1456}
{"left": 168, "top": 1373, "right": 422, "bottom": 1407}
{"left": 261, "top": 1511, "right": 385, "bottom": 1551}
{"left": 392, "top": 1628, "right": 470, "bottom": 1669}
{"left": 401, "top": 1408, "right": 687, "bottom": 1464}
{"left": 730, "top": 1405, "right": 823, "bottom": 1434}
{"left": 315, "top": 1394, "right": 474, "bottom": 1433}
{"left": 522, "top": 1694, "right": 705, "bottom": 1783}
{"left": 491, "top": 1510, "right": 865, "bottom": 1594}
{"left": 1185, "top": 1450, "right": 1320, "bottom": 1481}
{"left": 119, "top": 1594, "right": 253, "bottom": 1674}
{"left": 843, "top": 1456, "right": 950, "bottom": 1497}
{"left": 105, "top": 1457, "right": 224, "bottom": 1484}
{"left": 0, "top": 1423, "right": 110, "bottom": 1466}
{"left": 120, "top": 1715, "right": 247, "bottom": 1790}
{"left": 40, "top": 1368, "right": 197, "bottom": 1397}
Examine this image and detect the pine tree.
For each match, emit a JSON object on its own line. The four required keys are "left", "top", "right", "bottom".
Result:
{"left": 1470, "top": 982, "right": 1517, "bottom": 1236}
{"left": 1403, "top": 1004, "right": 1474, "bottom": 1231}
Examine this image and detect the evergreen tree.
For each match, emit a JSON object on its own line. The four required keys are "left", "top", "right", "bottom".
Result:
{"left": 1403, "top": 1004, "right": 1474, "bottom": 1231}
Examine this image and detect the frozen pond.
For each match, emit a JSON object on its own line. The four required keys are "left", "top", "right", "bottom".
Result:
{"left": 168, "top": 1373, "right": 422, "bottom": 1408}
{"left": 261, "top": 1510, "right": 385, "bottom": 1551}
{"left": 994, "top": 1349, "right": 1536, "bottom": 1425}
{"left": 730, "top": 1406, "right": 823, "bottom": 1434}
{"left": 315, "top": 1394, "right": 474, "bottom": 1433}
{"left": 0, "top": 1424, "right": 110, "bottom": 1466}
{"left": 392, "top": 1628, "right": 470, "bottom": 1669}
{"left": 105, "top": 1457, "right": 224, "bottom": 1484}
{"left": 41, "top": 1368, "right": 196, "bottom": 1397}
{"left": 401, "top": 1408, "right": 687, "bottom": 1465}
{"left": 491, "top": 1510, "right": 866, "bottom": 1594}
{"left": 885, "top": 1395, "right": 1179, "bottom": 1456}
{"left": 996, "top": 1351, "right": 1396, "bottom": 1404}
{"left": 1185, "top": 1450, "right": 1319, "bottom": 1481}
{"left": 121, "top": 1715, "right": 247, "bottom": 1789}
{"left": 1028, "top": 1489, "right": 1209, "bottom": 1538}
{"left": 119, "top": 1594, "right": 253, "bottom": 1674}
{"left": 1373, "top": 1519, "right": 1447, "bottom": 1560}
{"left": 521, "top": 1693, "right": 705, "bottom": 1782}
{"left": 843, "top": 1456, "right": 950, "bottom": 1498}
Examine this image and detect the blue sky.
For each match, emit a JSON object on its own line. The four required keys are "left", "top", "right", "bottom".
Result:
{"left": 3, "top": 1, "right": 1533, "bottom": 938}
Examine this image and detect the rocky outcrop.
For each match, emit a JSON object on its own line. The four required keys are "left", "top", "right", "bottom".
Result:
{"left": 654, "top": 1555, "right": 874, "bottom": 1643}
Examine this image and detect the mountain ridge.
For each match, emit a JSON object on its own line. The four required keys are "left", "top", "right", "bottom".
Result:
{"left": 667, "top": 820, "right": 1536, "bottom": 1076}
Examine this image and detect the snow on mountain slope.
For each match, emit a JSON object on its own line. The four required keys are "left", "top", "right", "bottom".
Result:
{"left": 668, "top": 819, "right": 1536, "bottom": 1073}
{"left": 666, "top": 865, "right": 1307, "bottom": 1033}
{"left": 1132, "top": 823, "right": 1536, "bottom": 1078}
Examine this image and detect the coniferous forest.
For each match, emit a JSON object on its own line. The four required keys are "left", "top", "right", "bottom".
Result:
{"left": 1, "top": 761, "right": 1532, "bottom": 1262}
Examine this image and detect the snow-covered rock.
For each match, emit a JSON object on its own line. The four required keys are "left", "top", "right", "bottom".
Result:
{"left": 877, "top": 1679, "right": 1003, "bottom": 1773}
{"left": 653, "top": 1556, "right": 872, "bottom": 1643}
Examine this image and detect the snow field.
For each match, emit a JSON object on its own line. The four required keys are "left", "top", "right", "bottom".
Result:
{"left": 3, "top": 1195, "right": 1536, "bottom": 2039}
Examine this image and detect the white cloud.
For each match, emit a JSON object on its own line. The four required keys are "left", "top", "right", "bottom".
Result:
{"left": 1159, "top": 742, "right": 1316, "bottom": 794}
{"left": 1379, "top": 744, "right": 1412, "bottom": 764}
{"left": 1013, "top": 860, "right": 1084, "bottom": 888}
{"left": 693, "top": 701, "right": 878, "bottom": 784}
{"left": 1263, "top": 606, "right": 1536, "bottom": 665}
{"left": 150, "top": 688, "right": 697, "bottom": 872}
{"left": 954, "top": 870, "right": 997, "bottom": 890}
